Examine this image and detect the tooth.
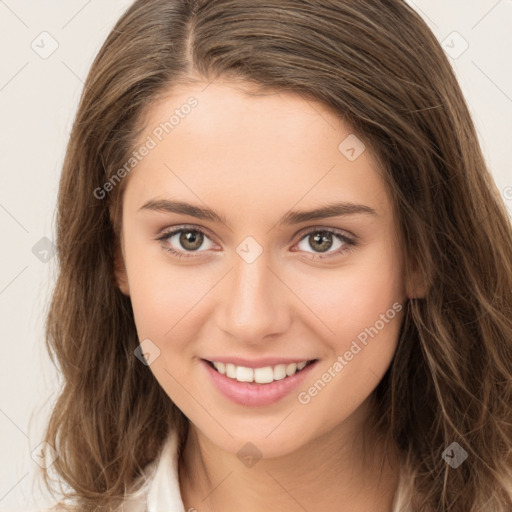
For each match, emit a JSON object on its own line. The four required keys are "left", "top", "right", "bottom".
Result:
{"left": 273, "top": 364, "right": 287, "bottom": 380}
{"left": 286, "top": 363, "right": 298, "bottom": 376}
{"left": 235, "top": 366, "right": 254, "bottom": 382}
{"left": 226, "top": 363, "right": 236, "bottom": 378}
{"left": 214, "top": 360, "right": 311, "bottom": 382}
{"left": 254, "top": 366, "right": 274, "bottom": 384}
{"left": 213, "top": 361, "right": 226, "bottom": 375}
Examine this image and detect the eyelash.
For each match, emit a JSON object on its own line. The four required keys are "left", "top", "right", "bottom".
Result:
{"left": 156, "top": 225, "right": 357, "bottom": 261}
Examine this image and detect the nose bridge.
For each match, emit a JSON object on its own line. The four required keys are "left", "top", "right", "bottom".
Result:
{"left": 216, "top": 246, "right": 290, "bottom": 343}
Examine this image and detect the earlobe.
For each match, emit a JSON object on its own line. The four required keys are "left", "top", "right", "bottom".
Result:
{"left": 113, "top": 244, "right": 130, "bottom": 296}
{"left": 406, "top": 267, "right": 428, "bottom": 300}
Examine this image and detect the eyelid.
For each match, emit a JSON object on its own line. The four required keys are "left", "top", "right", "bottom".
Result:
{"left": 294, "top": 224, "right": 356, "bottom": 242}
{"left": 156, "top": 223, "right": 215, "bottom": 242}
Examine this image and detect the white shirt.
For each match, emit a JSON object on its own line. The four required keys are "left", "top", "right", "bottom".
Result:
{"left": 122, "top": 429, "right": 187, "bottom": 512}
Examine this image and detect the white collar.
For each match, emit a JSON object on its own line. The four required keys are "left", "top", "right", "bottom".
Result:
{"left": 123, "top": 430, "right": 186, "bottom": 512}
{"left": 146, "top": 429, "right": 186, "bottom": 512}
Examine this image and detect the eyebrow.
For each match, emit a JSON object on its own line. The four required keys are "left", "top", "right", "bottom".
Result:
{"left": 138, "top": 199, "right": 377, "bottom": 226}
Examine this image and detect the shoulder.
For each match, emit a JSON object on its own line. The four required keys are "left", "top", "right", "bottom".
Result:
{"left": 33, "top": 504, "right": 71, "bottom": 512}
{"left": 32, "top": 469, "right": 157, "bottom": 512}
{"left": 33, "top": 431, "right": 180, "bottom": 512}
{"left": 33, "top": 494, "right": 152, "bottom": 512}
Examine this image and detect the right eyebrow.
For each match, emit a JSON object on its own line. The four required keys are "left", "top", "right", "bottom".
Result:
{"left": 139, "top": 199, "right": 228, "bottom": 225}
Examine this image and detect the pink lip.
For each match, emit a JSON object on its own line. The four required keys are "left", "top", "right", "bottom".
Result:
{"left": 201, "top": 358, "right": 318, "bottom": 407}
{"left": 202, "top": 356, "right": 316, "bottom": 368}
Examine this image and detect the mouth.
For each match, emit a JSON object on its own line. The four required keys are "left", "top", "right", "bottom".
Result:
{"left": 202, "top": 358, "right": 318, "bottom": 385}
{"left": 201, "top": 357, "right": 319, "bottom": 407}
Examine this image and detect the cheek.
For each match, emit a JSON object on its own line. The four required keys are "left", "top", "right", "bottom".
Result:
{"left": 122, "top": 235, "right": 181, "bottom": 336}
{"left": 289, "top": 243, "right": 405, "bottom": 411}
{"left": 304, "top": 259, "right": 402, "bottom": 406}
{"left": 289, "top": 242, "right": 404, "bottom": 347}
{"left": 123, "top": 235, "right": 222, "bottom": 372}
{"left": 124, "top": 245, "right": 214, "bottom": 399}
{"left": 127, "top": 257, "right": 209, "bottom": 343}
{"left": 293, "top": 269, "right": 404, "bottom": 433}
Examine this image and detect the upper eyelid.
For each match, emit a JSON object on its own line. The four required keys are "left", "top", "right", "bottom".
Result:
{"left": 295, "top": 225, "right": 355, "bottom": 240}
{"left": 157, "top": 224, "right": 216, "bottom": 243}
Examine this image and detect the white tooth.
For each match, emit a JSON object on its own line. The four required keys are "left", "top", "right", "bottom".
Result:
{"left": 286, "top": 363, "right": 298, "bottom": 376}
{"left": 226, "top": 363, "right": 237, "bottom": 378}
{"left": 235, "top": 366, "right": 254, "bottom": 382}
{"left": 217, "top": 361, "right": 310, "bottom": 383}
{"left": 254, "top": 366, "right": 274, "bottom": 384}
{"left": 273, "top": 364, "right": 287, "bottom": 380}
{"left": 213, "top": 361, "right": 226, "bottom": 375}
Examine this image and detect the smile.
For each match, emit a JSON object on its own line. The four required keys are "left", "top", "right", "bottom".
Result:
{"left": 205, "top": 359, "right": 317, "bottom": 384}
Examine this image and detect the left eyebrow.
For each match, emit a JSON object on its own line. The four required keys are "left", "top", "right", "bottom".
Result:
{"left": 138, "top": 198, "right": 377, "bottom": 228}
{"left": 279, "top": 202, "right": 377, "bottom": 225}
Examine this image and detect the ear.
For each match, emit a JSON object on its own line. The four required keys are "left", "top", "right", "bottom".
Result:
{"left": 406, "top": 263, "right": 428, "bottom": 300}
{"left": 110, "top": 202, "right": 130, "bottom": 296}
{"left": 113, "top": 242, "right": 130, "bottom": 296}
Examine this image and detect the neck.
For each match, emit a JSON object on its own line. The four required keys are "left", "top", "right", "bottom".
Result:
{"left": 178, "top": 410, "right": 401, "bottom": 512}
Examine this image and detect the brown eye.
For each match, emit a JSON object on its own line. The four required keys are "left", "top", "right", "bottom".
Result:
{"left": 178, "top": 230, "right": 204, "bottom": 251}
{"left": 157, "top": 226, "right": 215, "bottom": 258}
{"left": 295, "top": 228, "right": 356, "bottom": 259}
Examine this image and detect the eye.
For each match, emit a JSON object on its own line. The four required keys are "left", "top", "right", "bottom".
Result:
{"left": 156, "top": 225, "right": 357, "bottom": 261}
{"left": 156, "top": 226, "right": 216, "bottom": 259}
{"left": 294, "top": 227, "right": 356, "bottom": 259}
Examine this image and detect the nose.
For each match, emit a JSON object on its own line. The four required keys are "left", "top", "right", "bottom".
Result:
{"left": 214, "top": 249, "right": 292, "bottom": 346}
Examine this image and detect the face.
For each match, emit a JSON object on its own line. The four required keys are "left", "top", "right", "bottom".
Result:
{"left": 116, "top": 80, "right": 408, "bottom": 459}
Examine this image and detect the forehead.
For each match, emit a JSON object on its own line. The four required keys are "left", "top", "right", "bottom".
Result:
{"left": 123, "top": 80, "right": 390, "bottom": 222}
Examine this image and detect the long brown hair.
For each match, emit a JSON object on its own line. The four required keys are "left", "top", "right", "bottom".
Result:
{"left": 40, "top": 0, "right": 512, "bottom": 510}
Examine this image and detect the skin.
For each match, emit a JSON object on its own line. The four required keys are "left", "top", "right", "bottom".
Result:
{"left": 115, "top": 79, "right": 421, "bottom": 512}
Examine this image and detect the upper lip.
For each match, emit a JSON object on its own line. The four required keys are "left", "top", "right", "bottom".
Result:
{"left": 202, "top": 357, "right": 318, "bottom": 368}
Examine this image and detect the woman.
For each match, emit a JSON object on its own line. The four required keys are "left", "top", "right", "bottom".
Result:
{"left": 39, "top": 1, "right": 512, "bottom": 511}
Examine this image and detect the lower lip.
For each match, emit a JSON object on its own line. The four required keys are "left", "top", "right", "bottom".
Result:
{"left": 201, "top": 359, "right": 318, "bottom": 407}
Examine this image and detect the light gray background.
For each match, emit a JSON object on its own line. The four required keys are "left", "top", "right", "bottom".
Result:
{"left": 0, "top": 1, "right": 511, "bottom": 510}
